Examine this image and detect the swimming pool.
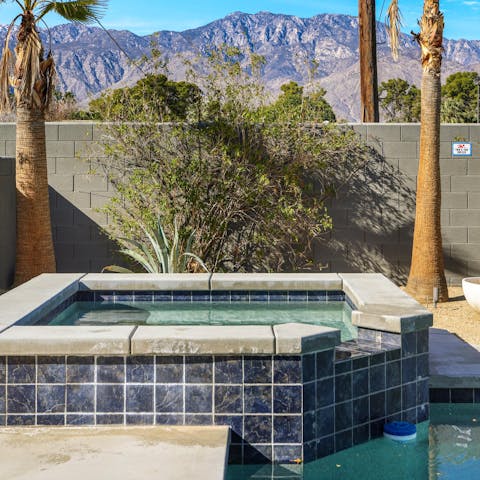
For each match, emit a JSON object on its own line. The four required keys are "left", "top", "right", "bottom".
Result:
{"left": 226, "top": 404, "right": 480, "bottom": 479}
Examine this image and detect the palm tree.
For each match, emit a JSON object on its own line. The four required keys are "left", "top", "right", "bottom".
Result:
{"left": 387, "top": 0, "right": 448, "bottom": 302}
{"left": 0, "top": 0, "right": 107, "bottom": 285}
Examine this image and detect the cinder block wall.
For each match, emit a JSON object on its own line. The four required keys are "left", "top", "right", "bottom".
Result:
{"left": 0, "top": 156, "right": 15, "bottom": 290}
{"left": 0, "top": 122, "right": 479, "bottom": 286}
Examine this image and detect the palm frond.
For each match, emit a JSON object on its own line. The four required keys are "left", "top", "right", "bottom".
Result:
{"left": 0, "top": 24, "right": 15, "bottom": 112}
{"left": 37, "top": 0, "right": 108, "bottom": 24}
{"left": 386, "top": 0, "right": 402, "bottom": 61}
{"left": 15, "top": 29, "right": 42, "bottom": 105}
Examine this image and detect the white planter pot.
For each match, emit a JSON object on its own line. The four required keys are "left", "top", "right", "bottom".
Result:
{"left": 462, "top": 277, "right": 480, "bottom": 312}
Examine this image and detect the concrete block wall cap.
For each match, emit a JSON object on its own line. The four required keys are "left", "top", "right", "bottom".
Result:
{"left": 210, "top": 273, "right": 342, "bottom": 291}
{"left": 0, "top": 326, "right": 133, "bottom": 355}
{"left": 273, "top": 323, "right": 340, "bottom": 354}
{"left": 132, "top": 325, "right": 275, "bottom": 355}
{"left": 80, "top": 273, "right": 211, "bottom": 291}
{"left": 0, "top": 273, "right": 86, "bottom": 331}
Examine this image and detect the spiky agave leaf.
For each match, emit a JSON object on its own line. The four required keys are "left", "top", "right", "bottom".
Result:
{"left": 37, "top": 0, "right": 108, "bottom": 24}
{"left": 180, "top": 253, "right": 209, "bottom": 273}
{"left": 118, "top": 248, "right": 157, "bottom": 273}
{"left": 137, "top": 221, "right": 168, "bottom": 273}
{"left": 117, "top": 236, "right": 160, "bottom": 273}
{"left": 386, "top": 0, "right": 402, "bottom": 61}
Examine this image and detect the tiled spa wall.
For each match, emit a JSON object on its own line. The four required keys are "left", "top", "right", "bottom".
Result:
{"left": 0, "top": 328, "right": 429, "bottom": 464}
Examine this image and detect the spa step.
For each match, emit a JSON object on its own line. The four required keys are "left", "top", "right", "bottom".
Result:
{"left": 0, "top": 425, "right": 230, "bottom": 480}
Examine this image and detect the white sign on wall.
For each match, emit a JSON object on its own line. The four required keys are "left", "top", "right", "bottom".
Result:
{"left": 452, "top": 142, "right": 472, "bottom": 156}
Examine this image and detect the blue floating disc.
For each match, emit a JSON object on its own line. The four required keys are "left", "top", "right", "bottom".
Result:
{"left": 383, "top": 421, "right": 416, "bottom": 441}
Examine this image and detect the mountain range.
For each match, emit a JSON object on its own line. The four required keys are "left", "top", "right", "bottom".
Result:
{"left": 2, "top": 11, "right": 480, "bottom": 121}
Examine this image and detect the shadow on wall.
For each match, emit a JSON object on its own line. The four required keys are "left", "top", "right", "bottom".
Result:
{"left": 0, "top": 157, "right": 15, "bottom": 290}
{"left": 315, "top": 148, "right": 416, "bottom": 285}
{"left": 49, "top": 187, "right": 120, "bottom": 273}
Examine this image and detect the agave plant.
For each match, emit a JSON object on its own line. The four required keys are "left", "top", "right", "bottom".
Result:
{"left": 103, "top": 218, "right": 208, "bottom": 274}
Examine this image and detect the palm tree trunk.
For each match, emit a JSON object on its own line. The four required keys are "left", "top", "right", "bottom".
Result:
{"left": 406, "top": 0, "right": 448, "bottom": 302}
{"left": 14, "top": 106, "right": 56, "bottom": 284}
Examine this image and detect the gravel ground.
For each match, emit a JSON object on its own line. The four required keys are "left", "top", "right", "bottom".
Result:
{"left": 418, "top": 286, "right": 480, "bottom": 347}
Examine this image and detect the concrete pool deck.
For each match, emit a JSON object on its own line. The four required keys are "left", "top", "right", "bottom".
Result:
{"left": 0, "top": 425, "right": 230, "bottom": 480}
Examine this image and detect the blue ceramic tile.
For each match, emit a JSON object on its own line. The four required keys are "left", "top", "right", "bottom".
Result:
{"left": 357, "top": 329, "right": 379, "bottom": 343}
{"left": 127, "top": 357, "right": 154, "bottom": 383}
{"left": 75, "top": 291, "right": 94, "bottom": 302}
{"left": 95, "top": 291, "right": 115, "bottom": 302}
{"left": 133, "top": 291, "right": 153, "bottom": 302}
{"left": 303, "top": 383, "right": 316, "bottom": 412}
{"left": 352, "top": 355, "right": 368, "bottom": 371}
{"left": 37, "top": 415, "right": 65, "bottom": 426}
{"left": 303, "top": 411, "right": 315, "bottom": 442}
{"left": 417, "top": 379, "right": 429, "bottom": 405}
{"left": 316, "top": 406, "right": 334, "bottom": 437}
{"left": 67, "top": 357, "right": 94, "bottom": 383}
{"left": 308, "top": 291, "right": 327, "bottom": 302}
{"left": 274, "top": 415, "right": 302, "bottom": 443}
{"left": 274, "top": 445, "right": 303, "bottom": 464}
{"left": 114, "top": 292, "right": 135, "bottom": 302}
{"left": 386, "top": 361, "right": 401, "bottom": 388}
{"left": 244, "top": 385, "right": 271, "bottom": 414}
{"left": 8, "top": 357, "right": 35, "bottom": 384}
{"left": 345, "top": 295, "right": 357, "bottom": 310}
{"left": 37, "top": 385, "right": 65, "bottom": 413}
{"left": 215, "top": 385, "right": 242, "bottom": 414}
{"left": 97, "top": 357, "right": 125, "bottom": 383}
{"left": 352, "top": 369, "right": 369, "bottom": 398}
{"left": 269, "top": 291, "right": 288, "bottom": 302}
{"left": 316, "top": 435, "right": 334, "bottom": 459}
{"left": 370, "top": 392, "right": 385, "bottom": 420}
{"left": 352, "top": 396, "right": 369, "bottom": 425}
{"left": 335, "top": 430, "right": 353, "bottom": 452}
{"left": 335, "top": 401, "right": 352, "bottom": 431}
{"left": 191, "top": 291, "right": 211, "bottom": 302}
{"left": 153, "top": 291, "right": 172, "bottom": 302}
{"left": 185, "top": 356, "right": 213, "bottom": 383}
{"left": 475, "top": 389, "right": 480, "bottom": 403}
{"left": 335, "top": 359, "right": 352, "bottom": 375}
{"left": 96, "top": 384, "right": 124, "bottom": 413}
{"left": 185, "top": 414, "right": 213, "bottom": 425}
{"left": 288, "top": 291, "right": 308, "bottom": 302}
{"left": 381, "top": 332, "right": 401, "bottom": 347}
{"left": 244, "top": 357, "right": 272, "bottom": 383}
{"left": 370, "top": 419, "right": 385, "bottom": 439}
{"left": 386, "top": 387, "right": 402, "bottom": 415}
{"left": 417, "top": 354, "right": 429, "bottom": 379}
{"left": 317, "top": 378, "right": 334, "bottom": 408}
{"left": 185, "top": 385, "right": 212, "bottom": 413}
{"left": 214, "top": 356, "right": 242, "bottom": 384}
{"left": 327, "top": 290, "right": 345, "bottom": 302}
{"left": 274, "top": 385, "right": 302, "bottom": 414}
{"left": 37, "top": 357, "right": 66, "bottom": 383}
{"left": 228, "top": 444, "right": 243, "bottom": 464}
{"left": 230, "top": 291, "right": 250, "bottom": 302}
{"left": 126, "top": 385, "right": 154, "bottom": 413}
{"left": 244, "top": 415, "right": 272, "bottom": 444}
{"left": 215, "top": 415, "right": 243, "bottom": 441}
{"left": 210, "top": 291, "right": 230, "bottom": 302}
{"left": 155, "top": 385, "right": 183, "bottom": 413}
{"left": 403, "top": 408, "right": 417, "bottom": 424}
{"left": 417, "top": 404, "right": 429, "bottom": 423}
{"left": 370, "top": 352, "right": 385, "bottom": 366}
{"left": 304, "top": 441, "right": 317, "bottom": 463}
{"left": 430, "top": 388, "right": 450, "bottom": 403}
{"left": 96, "top": 414, "right": 124, "bottom": 425}
{"left": 417, "top": 329, "right": 429, "bottom": 354}
{"left": 0, "top": 385, "right": 4, "bottom": 413}
{"left": 451, "top": 388, "right": 474, "bottom": 403}
{"left": 402, "top": 357, "right": 417, "bottom": 383}
{"left": 67, "top": 385, "right": 94, "bottom": 413}
{"left": 370, "top": 365, "right": 386, "bottom": 393}
{"left": 302, "top": 354, "right": 315, "bottom": 383}
{"left": 126, "top": 414, "right": 154, "bottom": 425}
{"left": 316, "top": 350, "right": 334, "bottom": 379}
{"left": 156, "top": 356, "right": 183, "bottom": 383}
{"left": 243, "top": 444, "right": 272, "bottom": 464}
{"left": 0, "top": 357, "right": 5, "bottom": 383}
{"left": 273, "top": 356, "right": 301, "bottom": 384}
{"left": 249, "top": 291, "right": 269, "bottom": 302}
{"left": 172, "top": 291, "right": 192, "bottom": 302}
{"left": 402, "top": 332, "right": 417, "bottom": 357}
{"left": 335, "top": 373, "right": 352, "bottom": 403}
{"left": 353, "top": 424, "right": 370, "bottom": 446}
{"left": 155, "top": 414, "right": 183, "bottom": 425}
{"left": 8, "top": 385, "right": 35, "bottom": 414}
{"left": 66, "top": 414, "right": 94, "bottom": 425}
{"left": 7, "top": 415, "right": 35, "bottom": 426}
{"left": 387, "top": 413, "right": 402, "bottom": 423}
{"left": 386, "top": 349, "right": 401, "bottom": 361}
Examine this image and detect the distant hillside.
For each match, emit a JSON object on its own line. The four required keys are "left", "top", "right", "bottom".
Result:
{"left": 1, "top": 12, "right": 480, "bottom": 121}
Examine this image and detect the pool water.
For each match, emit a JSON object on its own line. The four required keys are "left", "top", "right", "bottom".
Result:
{"left": 40, "top": 301, "right": 356, "bottom": 341}
{"left": 226, "top": 404, "right": 480, "bottom": 480}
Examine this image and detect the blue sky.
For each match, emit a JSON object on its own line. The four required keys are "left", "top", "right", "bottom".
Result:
{"left": 2, "top": 1, "right": 479, "bottom": 39}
